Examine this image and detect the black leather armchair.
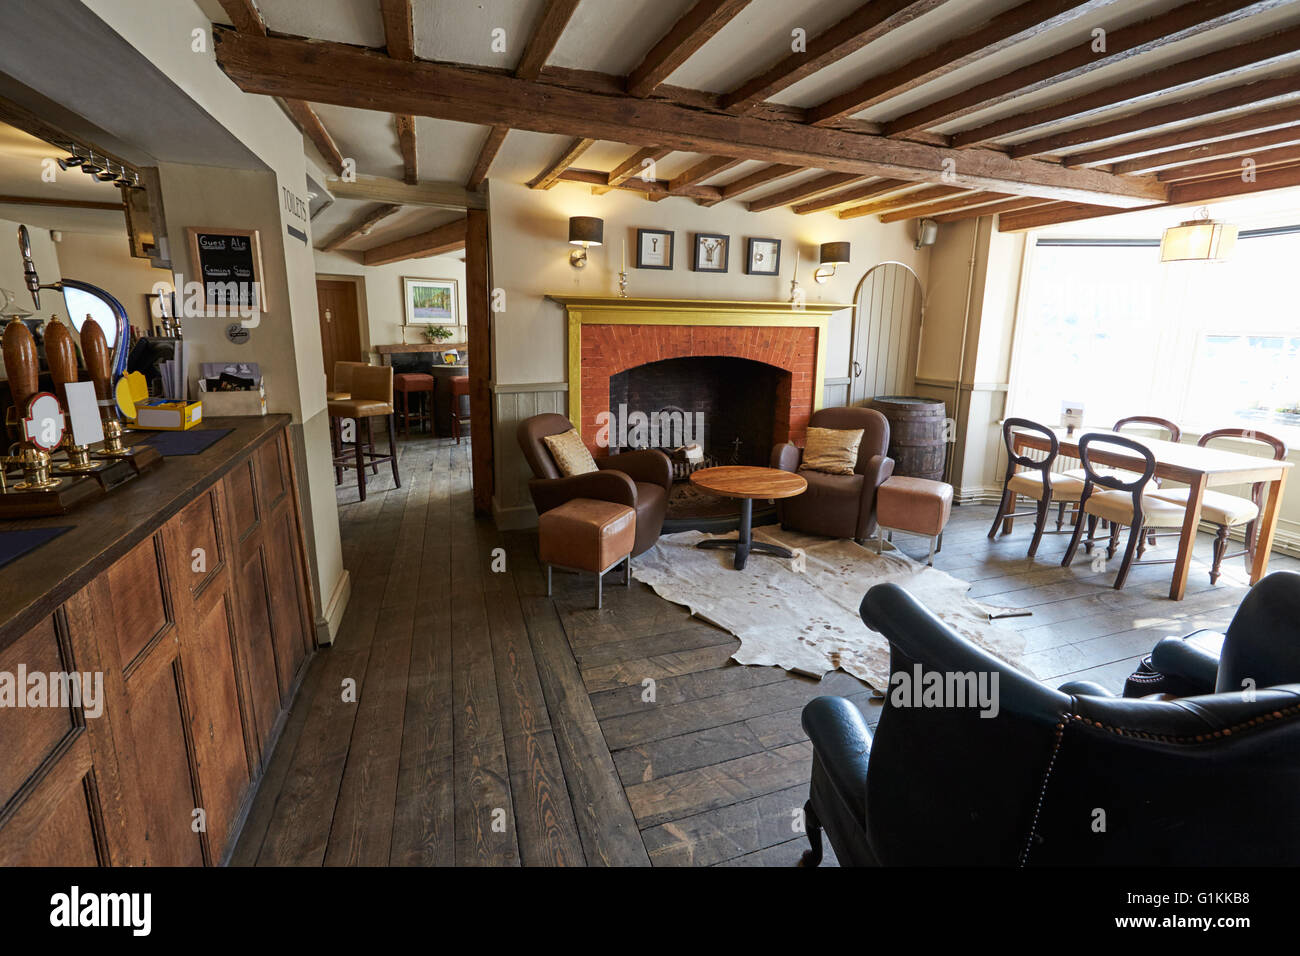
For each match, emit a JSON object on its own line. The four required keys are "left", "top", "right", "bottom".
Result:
{"left": 800, "top": 582, "right": 1300, "bottom": 866}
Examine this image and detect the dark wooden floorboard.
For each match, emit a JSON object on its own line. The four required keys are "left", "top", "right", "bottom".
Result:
{"left": 233, "top": 435, "right": 1299, "bottom": 867}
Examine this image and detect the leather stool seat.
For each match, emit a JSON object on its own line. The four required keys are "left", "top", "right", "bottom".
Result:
{"left": 327, "top": 390, "right": 351, "bottom": 401}
{"left": 875, "top": 476, "right": 954, "bottom": 566}
{"left": 539, "top": 497, "right": 636, "bottom": 609}
{"left": 393, "top": 372, "right": 435, "bottom": 437}
{"left": 328, "top": 398, "right": 393, "bottom": 419}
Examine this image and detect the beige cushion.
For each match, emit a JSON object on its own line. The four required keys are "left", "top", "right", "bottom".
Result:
{"left": 543, "top": 428, "right": 598, "bottom": 477}
{"left": 1008, "top": 470, "right": 1085, "bottom": 502}
{"left": 1150, "top": 487, "right": 1259, "bottom": 526}
{"left": 1083, "top": 489, "right": 1187, "bottom": 528}
{"left": 800, "top": 426, "right": 864, "bottom": 476}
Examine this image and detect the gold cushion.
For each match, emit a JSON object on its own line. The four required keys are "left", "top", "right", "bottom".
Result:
{"left": 1083, "top": 489, "right": 1187, "bottom": 528}
{"left": 1008, "top": 471, "right": 1085, "bottom": 502}
{"left": 543, "top": 428, "right": 598, "bottom": 477}
{"left": 800, "top": 426, "right": 864, "bottom": 476}
{"left": 1150, "top": 487, "right": 1259, "bottom": 526}
{"left": 328, "top": 398, "right": 392, "bottom": 418}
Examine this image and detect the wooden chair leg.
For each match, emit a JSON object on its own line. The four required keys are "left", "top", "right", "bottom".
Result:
{"left": 798, "top": 800, "right": 824, "bottom": 868}
{"left": 1113, "top": 522, "right": 1144, "bottom": 590}
{"left": 399, "top": 390, "right": 410, "bottom": 439}
{"left": 1083, "top": 514, "right": 1099, "bottom": 554}
{"left": 1027, "top": 495, "right": 1050, "bottom": 558}
{"left": 353, "top": 418, "right": 367, "bottom": 502}
{"left": 366, "top": 417, "right": 379, "bottom": 475}
{"left": 1210, "top": 524, "right": 1230, "bottom": 585}
{"left": 387, "top": 413, "right": 401, "bottom": 489}
{"left": 1062, "top": 507, "right": 1089, "bottom": 567}
{"left": 331, "top": 416, "right": 343, "bottom": 484}
{"left": 1055, "top": 500, "right": 1067, "bottom": 532}
{"left": 987, "top": 486, "right": 1012, "bottom": 539}
{"left": 1109, "top": 522, "right": 1121, "bottom": 560}
{"left": 1002, "top": 494, "right": 1016, "bottom": 535}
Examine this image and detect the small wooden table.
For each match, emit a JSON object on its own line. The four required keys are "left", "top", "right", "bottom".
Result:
{"left": 689, "top": 466, "right": 807, "bottom": 570}
{"left": 1012, "top": 427, "right": 1291, "bottom": 600}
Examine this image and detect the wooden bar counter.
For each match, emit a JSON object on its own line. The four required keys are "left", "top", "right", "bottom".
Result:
{"left": 0, "top": 415, "right": 316, "bottom": 866}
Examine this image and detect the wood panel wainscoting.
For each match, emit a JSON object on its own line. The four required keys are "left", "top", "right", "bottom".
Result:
{"left": 0, "top": 416, "right": 315, "bottom": 866}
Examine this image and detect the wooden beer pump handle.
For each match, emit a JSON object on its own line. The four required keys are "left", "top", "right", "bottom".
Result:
{"left": 2, "top": 318, "right": 40, "bottom": 411}
{"left": 80, "top": 319, "right": 114, "bottom": 404}
{"left": 45, "top": 320, "right": 79, "bottom": 405}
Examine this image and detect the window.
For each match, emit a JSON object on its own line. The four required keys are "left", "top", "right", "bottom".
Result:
{"left": 1008, "top": 229, "right": 1300, "bottom": 438}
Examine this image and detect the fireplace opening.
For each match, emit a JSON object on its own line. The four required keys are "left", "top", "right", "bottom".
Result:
{"left": 607, "top": 356, "right": 789, "bottom": 527}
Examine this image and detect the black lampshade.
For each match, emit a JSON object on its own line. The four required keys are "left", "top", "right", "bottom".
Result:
{"left": 568, "top": 216, "right": 604, "bottom": 246}
{"left": 819, "top": 241, "right": 851, "bottom": 265}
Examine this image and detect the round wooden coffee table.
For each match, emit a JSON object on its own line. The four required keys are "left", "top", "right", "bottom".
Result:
{"left": 689, "top": 466, "right": 808, "bottom": 570}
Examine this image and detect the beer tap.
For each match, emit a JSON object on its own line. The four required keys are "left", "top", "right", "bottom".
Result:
{"left": 2, "top": 318, "right": 62, "bottom": 491}
{"left": 45, "top": 318, "right": 99, "bottom": 473}
{"left": 81, "top": 318, "right": 130, "bottom": 458}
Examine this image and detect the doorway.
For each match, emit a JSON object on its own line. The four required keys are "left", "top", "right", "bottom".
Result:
{"left": 315, "top": 278, "right": 363, "bottom": 388}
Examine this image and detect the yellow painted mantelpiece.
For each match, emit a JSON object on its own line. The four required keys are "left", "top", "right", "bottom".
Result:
{"left": 547, "top": 296, "right": 852, "bottom": 429}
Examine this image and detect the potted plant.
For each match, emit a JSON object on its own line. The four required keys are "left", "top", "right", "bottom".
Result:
{"left": 424, "top": 324, "right": 453, "bottom": 344}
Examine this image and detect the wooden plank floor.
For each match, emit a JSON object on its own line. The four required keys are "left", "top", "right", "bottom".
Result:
{"left": 233, "top": 437, "right": 1299, "bottom": 867}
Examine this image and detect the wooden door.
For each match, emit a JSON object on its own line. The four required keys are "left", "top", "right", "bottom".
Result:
{"left": 849, "top": 262, "right": 924, "bottom": 405}
{"left": 316, "top": 279, "right": 363, "bottom": 390}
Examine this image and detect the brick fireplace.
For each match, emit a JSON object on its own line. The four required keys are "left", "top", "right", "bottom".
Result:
{"left": 553, "top": 297, "right": 836, "bottom": 458}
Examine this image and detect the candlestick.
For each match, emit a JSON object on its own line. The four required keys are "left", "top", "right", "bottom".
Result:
{"left": 621, "top": 239, "right": 626, "bottom": 273}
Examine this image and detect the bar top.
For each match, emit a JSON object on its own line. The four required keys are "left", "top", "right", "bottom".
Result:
{"left": 0, "top": 415, "right": 292, "bottom": 652}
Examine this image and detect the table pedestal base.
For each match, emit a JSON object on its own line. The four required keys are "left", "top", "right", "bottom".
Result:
{"left": 695, "top": 498, "right": 794, "bottom": 570}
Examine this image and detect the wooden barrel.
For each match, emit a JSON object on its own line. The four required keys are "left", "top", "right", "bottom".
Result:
{"left": 868, "top": 396, "right": 947, "bottom": 481}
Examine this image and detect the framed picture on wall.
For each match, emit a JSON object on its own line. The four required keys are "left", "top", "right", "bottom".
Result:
{"left": 693, "top": 233, "right": 729, "bottom": 273}
{"left": 402, "top": 277, "right": 460, "bottom": 327}
{"left": 636, "top": 229, "right": 674, "bottom": 270}
{"left": 745, "top": 238, "right": 781, "bottom": 276}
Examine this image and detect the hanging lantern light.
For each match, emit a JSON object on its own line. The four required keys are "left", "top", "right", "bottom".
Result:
{"left": 1160, "top": 206, "right": 1238, "bottom": 263}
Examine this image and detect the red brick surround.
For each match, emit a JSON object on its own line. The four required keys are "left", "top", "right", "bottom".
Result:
{"left": 578, "top": 323, "right": 819, "bottom": 451}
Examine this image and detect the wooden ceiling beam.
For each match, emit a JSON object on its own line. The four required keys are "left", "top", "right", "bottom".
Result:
{"left": 0, "top": 195, "right": 124, "bottom": 211}
{"left": 997, "top": 200, "right": 1132, "bottom": 232}
{"left": 380, "top": 0, "right": 419, "bottom": 184}
{"left": 1064, "top": 102, "right": 1300, "bottom": 168}
{"left": 627, "top": 0, "right": 753, "bottom": 97}
{"left": 1156, "top": 143, "right": 1300, "bottom": 181}
{"left": 280, "top": 98, "right": 346, "bottom": 177}
{"left": 594, "top": 147, "right": 675, "bottom": 194}
{"left": 326, "top": 173, "right": 486, "bottom": 209}
{"left": 877, "top": 190, "right": 1015, "bottom": 222}
{"left": 527, "top": 137, "right": 595, "bottom": 189}
{"left": 932, "top": 196, "right": 1055, "bottom": 222}
{"left": 792, "top": 178, "right": 912, "bottom": 214}
{"left": 466, "top": 125, "right": 508, "bottom": 191}
{"left": 558, "top": 168, "right": 722, "bottom": 202}
{"left": 395, "top": 114, "right": 419, "bottom": 185}
{"left": 1007, "top": 69, "right": 1300, "bottom": 159}
{"left": 838, "top": 185, "right": 970, "bottom": 219}
{"left": 885, "top": 0, "right": 1281, "bottom": 137}
{"left": 515, "top": 0, "right": 582, "bottom": 81}
{"left": 807, "top": 0, "right": 1112, "bottom": 127}
{"left": 723, "top": 0, "right": 949, "bottom": 113}
{"left": 1167, "top": 161, "right": 1300, "bottom": 202}
{"left": 953, "top": 21, "right": 1300, "bottom": 150}
{"left": 747, "top": 173, "right": 868, "bottom": 213}
{"left": 696, "top": 164, "right": 803, "bottom": 206}
{"left": 362, "top": 216, "right": 468, "bottom": 265}
{"left": 212, "top": 30, "right": 1168, "bottom": 206}
{"left": 667, "top": 156, "right": 744, "bottom": 191}
{"left": 320, "top": 203, "right": 402, "bottom": 251}
{"left": 1111, "top": 122, "right": 1300, "bottom": 175}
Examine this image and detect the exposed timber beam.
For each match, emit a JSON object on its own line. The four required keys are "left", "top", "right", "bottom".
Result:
{"left": 747, "top": 173, "right": 867, "bottom": 212}
{"left": 362, "top": 216, "right": 468, "bottom": 265}
{"left": 952, "top": 21, "right": 1300, "bottom": 150}
{"left": 320, "top": 203, "right": 402, "bottom": 251}
{"left": 558, "top": 168, "right": 722, "bottom": 202}
{"left": 527, "top": 137, "right": 595, "bottom": 189}
{"left": 839, "top": 185, "right": 970, "bottom": 219}
{"left": 792, "top": 179, "right": 912, "bottom": 214}
{"left": 878, "top": 191, "right": 1014, "bottom": 222}
{"left": 380, "top": 0, "right": 419, "bottom": 183}
{"left": 723, "top": 0, "right": 948, "bottom": 113}
{"left": 1111, "top": 123, "right": 1300, "bottom": 175}
{"left": 395, "top": 114, "right": 419, "bottom": 185}
{"left": 212, "top": 29, "right": 1168, "bottom": 206}
{"left": 1156, "top": 144, "right": 1300, "bottom": 181}
{"left": 466, "top": 125, "right": 509, "bottom": 191}
{"left": 628, "top": 0, "right": 752, "bottom": 98}
{"left": 696, "top": 164, "right": 803, "bottom": 206}
{"left": 516, "top": 0, "right": 582, "bottom": 81}
{"left": 1007, "top": 69, "right": 1300, "bottom": 159}
{"left": 885, "top": 0, "right": 1281, "bottom": 137}
{"left": 667, "top": 156, "right": 744, "bottom": 192}
{"left": 807, "top": 0, "right": 1111, "bottom": 127}
{"left": 594, "top": 147, "right": 675, "bottom": 194}
{"left": 932, "top": 196, "right": 1054, "bottom": 223}
{"left": 0, "top": 195, "right": 124, "bottom": 211}
{"left": 325, "top": 173, "right": 485, "bottom": 209}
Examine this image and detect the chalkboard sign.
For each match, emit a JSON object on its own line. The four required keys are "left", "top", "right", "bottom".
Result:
{"left": 186, "top": 227, "right": 267, "bottom": 313}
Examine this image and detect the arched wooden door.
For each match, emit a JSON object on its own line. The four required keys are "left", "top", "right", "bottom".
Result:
{"left": 849, "top": 261, "right": 924, "bottom": 405}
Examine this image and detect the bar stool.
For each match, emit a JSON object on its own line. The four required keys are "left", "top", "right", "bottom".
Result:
{"left": 450, "top": 375, "right": 470, "bottom": 444}
{"left": 329, "top": 361, "right": 373, "bottom": 478}
{"left": 327, "top": 364, "right": 401, "bottom": 502}
{"left": 393, "top": 372, "right": 435, "bottom": 438}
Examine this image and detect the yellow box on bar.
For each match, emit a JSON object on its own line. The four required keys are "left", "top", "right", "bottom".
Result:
{"left": 131, "top": 398, "right": 203, "bottom": 431}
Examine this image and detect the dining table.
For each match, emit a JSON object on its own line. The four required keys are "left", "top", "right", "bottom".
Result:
{"left": 1011, "top": 426, "right": 1292, "bottom": 600}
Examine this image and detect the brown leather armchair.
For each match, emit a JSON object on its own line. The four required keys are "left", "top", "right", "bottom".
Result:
{"left": 517, "top": 413, "right": 671, "bottom": 557}
{"left": 770, "top": 406, "right": 893, "bottom": 542}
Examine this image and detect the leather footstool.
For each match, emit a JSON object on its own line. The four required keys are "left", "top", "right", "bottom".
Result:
{"left": 875, "top": 476, "right": 953, "bottom": 566}
{"left": 539, "top": 497, "right": 636, "bottom": 609}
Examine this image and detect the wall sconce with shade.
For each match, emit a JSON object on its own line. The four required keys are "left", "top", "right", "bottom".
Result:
{"left": 814, "top": 241, "right": 851, "bottom": 283}
{"left": 1160, "top": 207, "right": 1237, "bottom": 263}
{"left": 568, "top": 215, "right": 604, "bottom": 268}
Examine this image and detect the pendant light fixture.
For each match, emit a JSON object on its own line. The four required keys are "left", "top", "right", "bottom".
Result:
{"left": 1160, "top": 206, "right": 1238, "bottom": 263}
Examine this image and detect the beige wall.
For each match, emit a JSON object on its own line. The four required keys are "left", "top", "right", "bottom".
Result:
{"left": 53, "top": 230, "right": 171, "bottom": 336}
{"left": 313, "top": 249, "right": 467, "bottom": 361}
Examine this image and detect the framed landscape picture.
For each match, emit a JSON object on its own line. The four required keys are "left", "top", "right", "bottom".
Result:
{"left": 693, "top": 233, "right": 729, "bottom": 273}
{"left": 402, "top": 277, "right": 460, "bottom": 326}
{"left": 636, "top": 228, "right": 674, "bottom": 270}
{"left": 745, "top": 238, "right": 781, "bottom": 276}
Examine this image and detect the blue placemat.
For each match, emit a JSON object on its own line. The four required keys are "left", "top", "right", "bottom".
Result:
{"left": 0, "top": 526, "right": 73, "bottom": 572}
{"left": 140, "top": 427, "right": 233, "bottom": 457}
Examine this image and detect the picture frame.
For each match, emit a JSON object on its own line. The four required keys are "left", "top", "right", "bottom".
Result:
{"left": 693, "top": 233, "right": 729, "bottom": 273}
{"left": 186, "top": 227, "right": 268, "bottom": 314}
{"left": 636, "top": 228, "right": 674, "bottom": 270}
{"left": 402, "top": 277, "right": 460, "bottom": 327}
{"left": 745, "top": 237, "right": 782, "bottom": 276}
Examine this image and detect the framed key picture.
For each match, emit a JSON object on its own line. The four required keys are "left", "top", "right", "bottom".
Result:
{"left": 636, "top": 228, "right": 674, "bottom": 270}
{"left": 745, "top": 237, "right": 781, "bottom": 276}
{"left": 693, "top": 233, "right": 729, "bottom": 273}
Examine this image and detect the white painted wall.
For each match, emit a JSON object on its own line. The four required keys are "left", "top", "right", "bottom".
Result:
{"left": 51, "top": 230, "right": 172, "bottom": 336}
